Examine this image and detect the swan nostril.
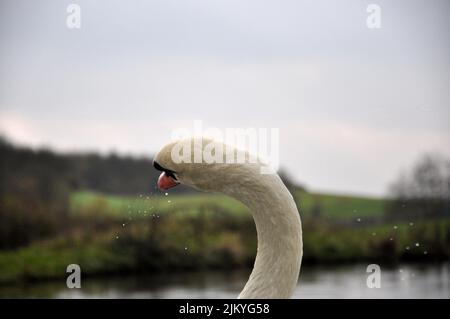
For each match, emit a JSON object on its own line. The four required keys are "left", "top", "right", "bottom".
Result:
{"left": 153, "top": 161, "right": 178, "bottom": 181}
{"left": 165, "top": 170, "right": 178, "bottom": 181}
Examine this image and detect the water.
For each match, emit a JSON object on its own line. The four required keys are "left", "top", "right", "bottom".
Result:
{"left": 1, "top": 263, "right": 449, "bottom": 299}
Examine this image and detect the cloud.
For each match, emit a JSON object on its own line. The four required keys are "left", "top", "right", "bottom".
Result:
{"left": 1, "top": 0, "right": 449, "bottom": 196}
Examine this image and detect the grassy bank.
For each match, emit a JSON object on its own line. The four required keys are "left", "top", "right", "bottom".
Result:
{"left": 0, "top": 191, "right": 448, "bottom": 284}
{"left": 70, "top": 190, "right": 386, "bottom": 220}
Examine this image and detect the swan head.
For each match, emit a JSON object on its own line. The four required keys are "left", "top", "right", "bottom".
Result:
{"left": 153, "top": 138, "right": 302, "bottom": 299}
{"left": 153, "top": 138, "right": 262, "bottom": 193}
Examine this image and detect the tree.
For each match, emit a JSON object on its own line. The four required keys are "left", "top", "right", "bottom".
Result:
{"left": 386, "top": 153, "right": 450, "bottom": 220}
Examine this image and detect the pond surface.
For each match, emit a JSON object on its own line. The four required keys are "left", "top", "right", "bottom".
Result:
{"left": 1, "top": 263, "right": 449, "bottom": 298}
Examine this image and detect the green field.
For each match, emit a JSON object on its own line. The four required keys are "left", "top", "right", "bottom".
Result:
{"left": 70, "top": 189, "right": 386, "bottom": 221}
{"left": 1, "top": 190, "right": 448, "bottom": 285}
{"left": 294, "top": 190, "right": 385, "bottom": 219}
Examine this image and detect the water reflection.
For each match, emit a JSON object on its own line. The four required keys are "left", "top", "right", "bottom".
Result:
{"left": 1, "top": 263, "right": 449, "bottom": 299}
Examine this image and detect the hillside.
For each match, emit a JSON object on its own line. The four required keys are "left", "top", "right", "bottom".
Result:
{"left": 70, "top": 189, "right": 386, "bottom": 221}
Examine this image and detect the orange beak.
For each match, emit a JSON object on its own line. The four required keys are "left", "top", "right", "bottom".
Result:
{"left": 157, "top": 172, "right": 179, "bottom": 190}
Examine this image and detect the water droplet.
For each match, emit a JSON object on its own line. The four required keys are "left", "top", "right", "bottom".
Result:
{"left": 184, "top": 247, "right": 188, "bottom": 250}
{"left": 415, "top": 242, "right": 420, "bottom": 247}
{"left": 406, "top": 246, "right": 410, "bottom": 250}
{"left": 168, "top": 200, "right": 171, "bottom": 203}
{"left": 393, "top": 225, "right": 398, "bottom": 230}
{"left": 122, "top": 223, "right": 125, "bottom": 227}
{"left": 357, "top": 218, "right": 361, "bottom": 222}
{"left": 165, "top": 192, "right": 168, "bottom": 196}
{"left": 115, "top": 236, "right": 119, "bottom": 239}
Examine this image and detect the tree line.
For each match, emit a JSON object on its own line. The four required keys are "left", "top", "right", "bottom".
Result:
{"left": 1, "top": 136, "right": 448, "bottom": 250}
{"left": 386, "top": 153, "right": 450, "bottom": 221}
{"left": 0, "top": 137, "right": 163, "bottom": 249}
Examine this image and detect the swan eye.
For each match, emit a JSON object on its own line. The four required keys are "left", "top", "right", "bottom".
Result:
{"left": 153, "top": 161, "right": 165, "bottom": 172}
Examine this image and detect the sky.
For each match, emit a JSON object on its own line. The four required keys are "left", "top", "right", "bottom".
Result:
{"left": 0, "top": 0, "right": 449, "bottom": 196}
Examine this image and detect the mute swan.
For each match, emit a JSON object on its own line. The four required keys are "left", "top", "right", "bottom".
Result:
{"left": 153, "top": 138, "right": 302, "bottom": 299}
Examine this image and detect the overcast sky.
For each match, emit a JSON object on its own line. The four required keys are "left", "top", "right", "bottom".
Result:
{"left": 0, "top": 0, "right": 449, "bottom": 196}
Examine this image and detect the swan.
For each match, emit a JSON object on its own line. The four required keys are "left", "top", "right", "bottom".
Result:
{"left": 153, "top": 138, "right": 302, "bottom": 299}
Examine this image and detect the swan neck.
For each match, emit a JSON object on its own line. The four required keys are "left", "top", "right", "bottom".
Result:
{"left": 227, "top": 176, "right": 303, "bottom": 299}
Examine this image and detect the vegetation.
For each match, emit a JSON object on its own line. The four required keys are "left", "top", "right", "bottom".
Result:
{"left": 386, "top": 154, "right": 450, "bottom": 221}
{"left": 0, "top": 138, "right": 449, "bottom": 285}
{"left": 1, "top": 190, "right": 449, "bottom": 284}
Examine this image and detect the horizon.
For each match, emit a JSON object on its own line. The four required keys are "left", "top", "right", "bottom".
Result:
{"left": 0, "top": 134, "right": 396, "bottom": 199}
